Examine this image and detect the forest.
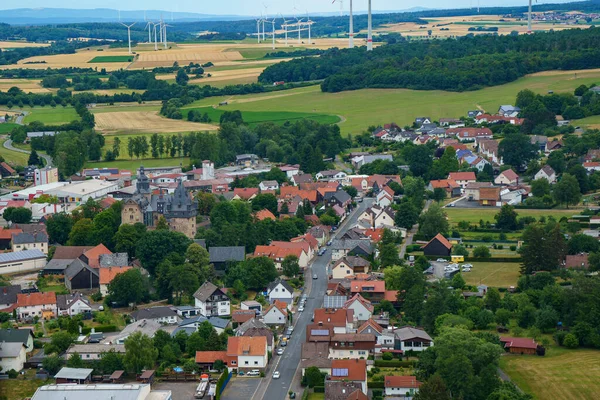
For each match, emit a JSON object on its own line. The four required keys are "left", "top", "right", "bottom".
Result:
{"left": 259, "top": 27, "right": 600, "bottom": 92}
{"left": 0, "top": 39, "right": 117, "bottom": 65}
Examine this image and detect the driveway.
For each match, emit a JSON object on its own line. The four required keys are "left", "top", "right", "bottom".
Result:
{"left": 153, "top": 381, "right": 197, "bottom": 398}
{"left": 221, "top": 377, "right": 261, "bottom": 400}
{"left": 445, "top": 197, "right": 486, "bottom": 209}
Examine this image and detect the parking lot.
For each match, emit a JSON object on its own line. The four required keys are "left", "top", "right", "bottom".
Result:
{"left": 220, "top": 377, "right": 261, "bottom": 400}
{"left": 153, "top": 381, "right": 197, "bottom": 398}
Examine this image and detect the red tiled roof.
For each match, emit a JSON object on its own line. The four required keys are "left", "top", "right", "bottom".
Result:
{"left": 364, "top": 228, "right": 384, "bottom": 243}
{"left": 350, "top": 280, "right": 386, "bottom": 294}
{"left": 233, "top": 188, "right": 259, "bottom": 200}
{"left": 423, "top": 233, "right": 452, "bottom": 250}
{"left": 195, "top": 350, "right": 227, "bottom": 364}
{"left": 500, "top": 337, "right": 537, "bottom": 350}
{"left": 357, "top": 319, "right": 383, "bottom": 334}
{"left": 330, "top": 359, "right": 367, "bottom": 381}
{"left": 448, "top": 172, "right": 476, "bottom": 181}
{"left": 99, "top": 266, "right": 132, "bottom": 285}
{"left": 384, "top": 376, "right": 422, "bottom": 389}
{"left": 347, "top": 390, "right": 368, "bottom": 400}
{"left": 84, "top": 244, "right": 112, "bottom": 269}
{"left": 227, "top": 336, "right": 267, "bottom": 357}
{"left": 313, "top": 308, "right": 351, "bottom": 327}
{"left": 384, "top": 290, "right": 399, "bottom": 302}
{"left": 0, "top": 228, "right": 22, "bottom": 240}
{"left": 344, "top": 294, "right": 374, "bottom": 313}
{"left": 0, "top": 162, "right": 16, "bottom": 175}
{"left": 17, "top": 292, "right": 56, "bottom": 307}
{"left": 500, "top": 169, "right": 519, "bottom": 181}
{"left": 232, "top": 310, "right": 256, "bottom": 324}
{"left": 255, "top": 209, "right": 276, "bottom": 221}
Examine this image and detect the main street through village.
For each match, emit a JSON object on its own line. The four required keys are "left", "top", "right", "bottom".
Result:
{"left": 252, "top": 198, "right": 374, "bottom": 400}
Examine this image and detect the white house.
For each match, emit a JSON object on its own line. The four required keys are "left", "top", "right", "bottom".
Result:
{"left": 0, "top": 342, "right": 27, "bottom": 372}
{"left": 376, "top": 186, "right": 394, "bottom": 208}
{"left": 57, "top": 293, "right": 92, "bottom": 317}
{"left": 15, "top": 292, "right": 57, "bottom": 321}
{"left": 470, "top": 157, "right": 490, "bottom": 172}
{"left": 263, "top": 301, "right": 288, "bottom": 326}
{"left": 448, "top": 172, "right": 477, "bottom": 191}
{"left": 494, "top": 169, "right": 519, "bottom": 186}
{"left": 130, "top": 307, "right": 179, "bottom": 325}
{"left": 498, "top": 105, "right": 521, "bottom": 117}
{"left": 534, "top": 165, "right": 557, "bottom": 184}
{"left": 0, "top": 328, "right": 35, "bottom": 353}
{"left": 374, "top": 207, "right": 395, "bottom": 229}
{"left": 584, "top": 162, "right": 600, "bottom": 173}
{"left": 266, "top": 279, "right": 294, "bottom": 308}
{"left": 316, "top": 170, "right": 347, "bottom": 182}
{"left": 384, "top": 376, "right": 422, "bottom": 399}
{"left": 259, "top": 180, "right": 279, "bottom": 192}
{"left": 343, "top": 294, "right": 373, "bottom": 322}
{"left": 193, "top": 281, "right": 230, "bottom": 317}
{"left": 65, "top": 344, "right": 125, "bottom": 361}
{"left": 394, "top": 327, "right": 434, "bottom": 352}
{"left": 227, "top": 336, "right": 268, "bottom": 371}
{"left": 356, "top": 319, "right": 394, "bottom": 353}
{"left": 331, "top": 257, "right": 371, "bottom": 280}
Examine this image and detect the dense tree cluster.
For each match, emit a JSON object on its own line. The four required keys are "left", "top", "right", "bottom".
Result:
{"left": 260, "top": 28, "right": 600, "bottom": 92}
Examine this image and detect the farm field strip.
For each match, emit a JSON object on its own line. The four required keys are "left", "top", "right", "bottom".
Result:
{"left": 93, "top": 111, "right": 218, "bottom": 133}
{"left": 0, "top": 41, "right": 50, "bottom": 49}
{"left": 23, "top": 106, "right": 79, "bottom": 125}
{"left": 84, "top": 157, "right": 191, "bottom": 171}
{"left": 182, "top": 106, "right": 340, "bottom": 126}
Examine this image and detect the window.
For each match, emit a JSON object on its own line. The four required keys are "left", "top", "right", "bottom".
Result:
{"left": 358, "top": 351, "right": 366, "bottom": 355}
{"left": 231, "top": 361, "right": 236, "bottom": 365}
{"left": 254, "top": 361, "right": 258, "bottom": 365}
{"left": 245, "top": 361, "right": 249, "bottom": 365}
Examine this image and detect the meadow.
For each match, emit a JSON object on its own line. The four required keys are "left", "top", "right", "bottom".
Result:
{"left": 463, "top": 262, "right": 521, "bottom": 288}
{"left": 0, "top": 139, "right": 29, "bottom": 165}
{"left": 445, "top": 208, "right": 577, "bottom": 226}
{"left": 187, "top": 68, "right": 600, "bottom": 135}
{"left": 23, "top": 106, "right": 79, "bottom": 125}
{"left": 181, "top": 106, "right": 340, "bottom": 126}
{"left": 499, "top": 347, "right": 600, "bottom": 400}
{"left": 0, "top": 123, "right": 19, "bottom": 134}
{"left": 84, "top": 157, "right": 190, "bottom": 171}
{"left": 89, "top": 55, "right": 134, "bottom": 63}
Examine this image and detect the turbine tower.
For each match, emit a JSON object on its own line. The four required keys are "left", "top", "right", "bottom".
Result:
{"left": 256, "top": 18, "right": 262, "bottom": 43}
{"left": 367, "top": 0, "right": 373, "bottom": 51}
{"left": 528, "top": 0, "right": 538, "bottom": 33}
{"left": 120, "top": 22, "right": 136, "bottom": 55}
{"left": 163, "top": 23, "right": 171, "bottom": 49}
{"left": 306, "top": 11, "right": 313, "bottom": 45}
{"left": 145, "top": 21, "right": 153, "bottom": 43}
{"left": 280, "top": 14, "right": 289, "bottom": 46}
{"left": 296, "top": 17, "right": 304, "bottom": 44}
{"left": 153, "top": 23, "right": 159, "bottom": 50}
{"left": 334, "top": 0, "right": 353, "bottom": 48}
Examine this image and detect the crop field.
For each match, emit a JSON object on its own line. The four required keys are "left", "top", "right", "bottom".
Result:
{"left": 445, "top": 208, "right": 577, "bottom": 226}
{"left": 185, "top": 68, "right": 600, "bottom": 135}
{"left": 93, "top": 111, "right": 218, "bottom": 133}
{"left": 0, "top": 78, "right": 49, "bottom": 93}
{"left": 463, "top": 262, "right": 521, "bottom": 288}
{"left": 0, "top": 41, "right": 50, "bottom": 49}
{"left": 181, "top": 106, "right": 340, "bottom": 126}
{"left": 89, "top": 55, "right": 134, "bottom": 63}
{"left": 499, "top": 348, "right": 600, "bottom": 400}
{"left": 1, "top": 47, "right": 134, "bottom": 71}
{"left": 23, "top": 106, "right": 79, "bottom": 125}
{"left": 375, "top": 15, "right": 592, "bottom": 38}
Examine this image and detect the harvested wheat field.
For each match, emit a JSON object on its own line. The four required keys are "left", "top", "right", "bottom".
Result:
{"left": 0, "top": 79, "right": 51, "bottom": 93}
{"left": 3, "top": 48, "right": 133, "bottom": 71}
{"left": 0, "top": 41, "right": 50, "bottom": 49}
{"left": 190, "top": 67, "right": 265, "bottom": 84}
{"left": 94, "top": 111, "right": 218, "bottom": 133}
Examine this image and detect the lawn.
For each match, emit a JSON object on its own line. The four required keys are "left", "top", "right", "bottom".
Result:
{"left": 499, "top": 347, "right": 600, "bottom": 400}
{"left": 184, "top": 68, "right": 600, "bottom": 135}
{"left": 89, "top": 55, "right": 135, "bottom": 63}
{"left": 0, "top": 122, "right": 19, "bottom": 134}
{"left": 0, "top": 139, "right": 29, "bottom": 165}
{"left": 181, "top": 106, "right": 340, "bottom": 126}
{"left": 445, "top": 208, "right": 577, "bottom": 225}
{"left": 23, "top": 106, "right": 79, "bottom": 125}
{"left": 463, "top": 262, "right": 521, "bottom": 288}
{"left": 0, "top": 371, "right": 50, "bottom": 399}
{"left": 84, "top": 157, "right": 190, "bottom": 172}
{"left": 307, "top": 393, "right": 325, "bottom": 400}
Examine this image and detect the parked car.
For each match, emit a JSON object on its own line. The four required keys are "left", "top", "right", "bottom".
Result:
{"left": 247, "top": 370, "right": 261, "bottom": 376}
{"left": 273, "top": 371, "right": 280, "bottom": 379}
{"left": 318, "top": 248, "right": 327, "bottom": 256}
{"left": 436, "top": 258, "right": 447, "bottom": 263}
{"left": 298, "top": 306, "right": 305, "bottom": 312}
{"left": 277, "top": 348, "right": 284, "bottom": 355}
{"left": 326, "top": 240, "right": 333, "bottom": 246}
{"left": 280, "top": 340, "right": 287, "bottom": 347}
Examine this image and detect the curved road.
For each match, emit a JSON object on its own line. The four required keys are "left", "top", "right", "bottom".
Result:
{"left": 3, "top": 139, "right": 53, "bottom": 167}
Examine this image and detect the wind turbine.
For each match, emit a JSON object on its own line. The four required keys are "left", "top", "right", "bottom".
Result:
{"left": 528, "top": 0, "right": 538, "bottom": 33}
{"left": 145, "top": 21, "right": 153, "bottom": 44}
{"left": 153, "top": 23, "right": 159, "bottom": 50}
{"left": 367, "top": 0, "right": 373, "bottom": 51}
{"left": 163, "top": 23, "right": 172, "bottom": 49}
{"left": 335, "top": 0, "right": 344, "bottom": 16}
{"left": 256, "top": 17, "right": 262, "bottom": 43}
{"left": 280, "top": 14, "right": 289, "bottom": 46}
{"left": 306, "top": 11, "right": 313, "bottom": 45}
{"left": 120, "top": 22, "right": 135, "bottom": 55}
{"left": 263, "top": 4, "right": 269, "bottom": 41}
{"left": 296, "top": 17, "right": 304, "bottom": 44}
{"left": 333, "top": 0, "right": 353, "bottom": 48}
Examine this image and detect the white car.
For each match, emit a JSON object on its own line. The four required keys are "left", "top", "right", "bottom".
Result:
{"left": 462, "top": 268, "right": 472, "bottom": 272}
{"left": 277, "top": 348, "right": 284, "bottom": 355}
{"left": 436, "top": 258, "right": 448, "bottom": 263}
{"left": 298, "top": 306, "right": 305, "bottom": 312}
{"left": 273, "top": 371, "right": 281, "bottom": 379}
{"left": 247, "top": 370, "right": 260, "bottom": 376}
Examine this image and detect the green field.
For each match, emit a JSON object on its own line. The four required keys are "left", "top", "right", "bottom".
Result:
{"left": 445, "top": 208, "right": 577, "bottom": 226}
{"left": 181, "top": 106, "right": 340, "bottom": 126}
{"left": 183, "top": 69, "right": 600, "bottom": 135}
{"left": 23, "top": 106, "right": 79, "bottom": 125}
{"left": 463, "top": 262, "right": 521, "bottom": 288}
{"left": 89, "top": 55, "right": 134, "bottom": 63}
{"left": 0, "top": 122, "right": 19, "bottom": 134}
{"left": 84, "top": 157, "right": 190, "bottom": 172}
{"left": 499, "top": 347, "right": 600, "bottom": 400}
{"left": 0, "top": 139, "right": 30, "bottom": 165}
{"left": 229, "top": 47, "right": 307, "bottom": 60}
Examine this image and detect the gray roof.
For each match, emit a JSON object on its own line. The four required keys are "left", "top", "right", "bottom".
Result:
{"left": 209, "top": 246, "right": 245, "bottom": 263}
{"left": 43, "top": 259, "right": 74, "bottom": 272}
{"left": 394, "top": 326, "right": 432, "bottom": 341}
{"left": 194, "top": 239, "right": 207, "bottom": 249}
{"left": 99, "top": 253, "right": 129, "bottom": 268}
{"left": 178, "top": 315, "right": 229, "bottom": 330}
{"left": 171, "top": 326, "right": 197, "bottom": 337}
{"left": 332, "top": 239, "right": 374, "bottom": 254}
{"left": 31, "top": 384, "right": 156, "bottom": 400}
{"left": 0, "top": 341, "right": 25, "bottom": 357}
{"left": 325, "top": 381, "right": 364, "bottom": 400}
{"left": 327, "top": 190, "right": 352, "bottom": 205}
{"left": 335, "top": 256, "right": 370, "bottom": 269}
{"left": 0, "top": 284, "right": 21, "bottom": 305}
{"left": 56, "top": 293, "right": 90, "bottom": 311}
{"left": 324, "top": 296, "right": 347, "bottom": 309}
{"left": 66, "top": 344, "right": 125, "bottom": 355}
{"left": 54, "top": 367, "right": 94, "bottom": 380}
{"left": 193, "top": 281, "right": 226, "bottom": 302}
{"left": 0, "top": 328, "right": 33, "bottom": 346}
{"left": 130, "top": 306, "right": 177, "bottom": 320}
{"left": 267, "top": 278, "right": 293, "bottom": 295}
{"left": 0, "top": 249, "right": 46, "bottom": 263}
{"left": 64, "top": 259, "right": 98, "bottom": 280}
{"left": 236, "top": 317, "right": 269, "bottom": 335}
{"left": 12, "top": 232, "right": 48, "bottom": 244}
{"left": 114, "top": 319, "right": 164, "bottom": 341}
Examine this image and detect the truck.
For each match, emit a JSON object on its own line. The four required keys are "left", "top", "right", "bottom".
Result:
{"left": 195, "top": 374, "right": 210, "bottom": 398}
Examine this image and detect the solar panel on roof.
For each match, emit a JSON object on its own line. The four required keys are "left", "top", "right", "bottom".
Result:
{"left": 332, "top": 368, "right": 349, "bottom": 377}
{"left": 311, "top": 329, "right": 329, "bottom": 336}
{"left": 324, "top": 296, "right": 346, "bottom": 308}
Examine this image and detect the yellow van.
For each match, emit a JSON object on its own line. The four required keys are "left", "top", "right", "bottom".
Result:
{"left": 451, "top": 255, "right": 465, "bottom": 263}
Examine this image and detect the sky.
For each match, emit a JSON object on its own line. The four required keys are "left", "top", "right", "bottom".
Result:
{"left": 0, "top": 0, "right": 577, "bottom": 16}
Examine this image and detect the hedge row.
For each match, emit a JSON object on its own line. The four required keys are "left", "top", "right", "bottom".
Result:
{"left": 81, "top": 324, "right": 118, "bottom": 334}
{"left": 215, "top": 370, "right": 229, "bottom": 400}
{"left": 368, "top": 381, "right": 385, "bottom": 389}
{"left": 314, "top": 386, "right": 325, "bottom": 393}
{"left": 373, "top": 360, "right": 416, "bottom": 368}
{"left": 418, "top": 255, "right": 522, "bottom": 263}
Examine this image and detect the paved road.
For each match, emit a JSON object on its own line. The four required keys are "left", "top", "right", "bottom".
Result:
{"left": 399, "top": 200, "right": 432, "bottom": 259}
{"left": 254, "top": 198, "right": 374, "bottom": 400}
{"left": 4, "top": 138, "right": 53, "bottom": 166}
{"left": 15, "top": 111, "right": 29, "bottom": 125}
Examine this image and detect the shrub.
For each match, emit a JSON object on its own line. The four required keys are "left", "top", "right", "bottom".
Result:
{"left": 510, "top": 245, "right": 517, "bottom": 251}
{"left": 473, "top": 246, "right": 491, "bottom": 258}
{"left": 313, "top": 386, "right": 325, "bottom": 393}
{"left": 90, "top": 291, "right": 103, "bottom": 302}
{"left": 367, "top": 381, "right": 385, "bottom": 389}
{"left": 382, "top": 352, "right": 393, "bottom": 361}
{"left": 7, "top": 369, "right": 18, "bottom": 379}
{"left": 497, "top": 245, "right": 504, "bottom": 250}
{"left": 373, "top": 360, "right": 415, "bottom": 368}
{"left": 563, "top": 333, "right": 579, "bottom": 349}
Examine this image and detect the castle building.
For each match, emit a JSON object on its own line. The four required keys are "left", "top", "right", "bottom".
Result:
{"left": 121, "top": 166, "right": 198, "bottom": 238}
